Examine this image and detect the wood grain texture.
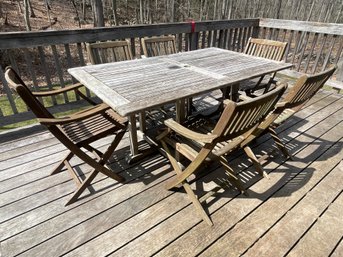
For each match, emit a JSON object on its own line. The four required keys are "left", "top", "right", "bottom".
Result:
{"left": 69, "top": 48, "right": 292, "bottom": 116}
{"left": 0, "top": 91, "right": 342, "bottom": 257}
{"left": 287, "top": 178, "right": 343, "bottom": 257}
{"left": 260, "top": 18, "right": 343, "bottom": 36}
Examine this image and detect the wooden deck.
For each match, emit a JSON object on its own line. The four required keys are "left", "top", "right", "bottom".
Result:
{"left": 0, "top": 90, "right": 342, "bottom": 257}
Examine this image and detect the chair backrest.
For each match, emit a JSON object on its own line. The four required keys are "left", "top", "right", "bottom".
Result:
{"left": 141, "top": 36, "right": 177, "bottom": 57}
{"left": 244, "top": 38, "right": 287, "bottom": 61}
{"left": 86, "top": 40, "right": 133, "bottom": 64}
{"left": 282, "top": 66, "right": 337, "bottom": 111}
{"left": 5, "top": 67, "right": 53, "bottom": 119}
{"left": 213, "top": 83, "right": 287, "bottom": 141}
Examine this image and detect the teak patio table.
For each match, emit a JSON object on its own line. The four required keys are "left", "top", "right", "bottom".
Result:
{"left": 68, "top": 47, "right": 292, "bottom": 162}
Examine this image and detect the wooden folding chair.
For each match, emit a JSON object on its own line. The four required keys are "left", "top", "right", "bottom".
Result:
{"left": 141, "top": 35, "right": 176, "bottom": 57}
{"left": 86, "top": 40, "right": 133, "bottom": 64}
{"left": 5, "top": 67, "right": 128, "bottom": 206}
{"left": 240, "top": 37, "right": 288, "bottom": 95}
{"left": 158, "top": 83, "right": 287, "bottom": 225}
{"left": 242, "top": 66, "right": 337, "bottom": 159}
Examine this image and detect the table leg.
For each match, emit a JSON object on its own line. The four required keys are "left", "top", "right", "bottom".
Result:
{"left": 221, "top": 83, "right": 240, "bottom": 102}
{"left": 230, "top": 83, "right": 240, "bottom": 102}
{"left": 128, "top": 114, "right": 139, "bottom": 156}
{"left": 176, "top": 99, "right": 186, "bottom": 123}
{"left": 126, "top": 113, "right": 158, "bottom": 164}
{"left": 139, "top": 111, "right": 146, "bottom": 133}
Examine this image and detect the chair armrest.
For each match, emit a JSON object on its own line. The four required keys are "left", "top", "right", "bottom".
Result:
{"left": 32, "top": 83, "right": 83, "bottom": 97}
{"left": 239, "top": 94, "right": 253, "bottom": 101}
{"left": 38, "top": 103, "right": 111, "bottom": 125}
{"left": 276, "top": 101, "right": 287, "bottom": 108}
{"left": 164, "top": 119, "right": 218, "bottom": 144}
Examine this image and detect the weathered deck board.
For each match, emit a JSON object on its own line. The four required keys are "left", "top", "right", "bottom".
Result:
{"left": 111, "top": 101, "right": 343, "bottom": 257}
{"left": 0, "top": 91, "right": 342, "bottom": 257}
{"left": 286, "top": 176, "right": 343, "bottom": 257}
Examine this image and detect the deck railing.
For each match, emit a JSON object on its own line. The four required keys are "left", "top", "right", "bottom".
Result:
{"left": 0, "top": 18, "right": 342, "bottom": 127}
{"left": 259, "top": 19, "right": 343, "bottom": 89}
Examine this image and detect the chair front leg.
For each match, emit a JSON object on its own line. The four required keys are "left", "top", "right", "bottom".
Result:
{"left": 243, "top": 146, "right": 268, "bottom": 178}
{"left": 65, "top": 170, "right": 99, "bottom": 206}
{"left": 161, "top": 140, "right": 213, "bottom": 226}
{"left": 65, "top": 130, "right": 126, "bottom": 206}
{"left": 50, "top": 151, "right": 74, "bottom": 175}
{"left": 268, "top": 127, "right": 292, "bottom": 159}
{"left": 218, "top": 156, "right": 247, "bottom": 195}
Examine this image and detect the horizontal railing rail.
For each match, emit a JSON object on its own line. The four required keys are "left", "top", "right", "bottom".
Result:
{"left": 260, "top": 19, "right": 343, "bottom": 87}
{"left": 0, "top": 18, "right": 342, "bottom": 127}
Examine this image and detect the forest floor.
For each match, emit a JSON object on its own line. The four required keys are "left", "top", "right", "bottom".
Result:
{"left": 0, "top": 0, "right": 93, "bottom": 32}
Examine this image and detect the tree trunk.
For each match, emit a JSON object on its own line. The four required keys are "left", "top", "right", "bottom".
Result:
{"left": 306, "top": 0, "right": 315, "bottom": 21}
{"left": 45, "top": 0, "right": 52, "bottom": 26}
{"left": 170, "top": 0, "right": 175, "bottom": 22}
{"left": 200, "top": 0, "right": 203, "bottom": 20}
{"left": 93, "top": 0, "right": 105, "bottom": 27}
{"left": 275, "top": 0, "right": 282, "bottom": 19}
{"left": 213, "top": 0, "right": 218, "bottom": 20}
{"left": 317, "top": 1, "right": 326, "bottom": 22}
{"left": 27, "top": 0, "right": 36, "bottom": 18}
{"left": 335, "top": 2, "right": 343, "bottom": 23}
{"left": 17, "top": 0, "right": 22, "bottom": 13}
{"left": 112, "top": 0, "right": 118, "bottom": 25}
{"left": 81, "top": 0, "right": 86, "bottom": 21}
{"left": 139, "top": 0, "right": 143, "bottom": 23}
{"left": 23, "top": 0, "right": 31, "bottom": 31}
{"left": 227, "top": 0, "right": 233, "bottom": 19}
{"left": 70, "top": 0, "right": 81, "bottom": 27}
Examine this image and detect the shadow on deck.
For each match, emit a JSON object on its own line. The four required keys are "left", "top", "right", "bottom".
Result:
{"left": 0, "top": 90, "right": 342, "bottom": 257}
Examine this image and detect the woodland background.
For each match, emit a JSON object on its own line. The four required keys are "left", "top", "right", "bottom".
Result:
{"left": 0, "top": 0, "right": 342, "bottom": 33}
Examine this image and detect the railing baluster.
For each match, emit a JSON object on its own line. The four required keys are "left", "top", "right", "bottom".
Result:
{"left": 208, "top": 30, "right": 213, "bottom": 47}
{"left": 304, "top": 33, "right": 319, "bottom": 73}
{"left": 177, "top": 33, "right": 183, "bottom": 52}
{"left": 23, "top": 49, "right": 39, "bottom": 92}
{"left": 38, "top": 46, "right": 57, "bottom": 105}
{"left": 0, "top": 65, "right": 18, "bottom": 114}
{"left": 322, "top": 35, "right": 337, "bottom": 71}
{"left": 51, "top": 45, "right": 69, "bottom": 103}
{"left": 312, "top": 34, "right": 328, "bottom": 74}
{"left": 130, "top": 37, "right": 136, "bottom": 58}
{"left": 8, "top": 50, "right": 20, "bottom": 75}
{"left": 213, "top": 30, "right": 218, "bottom": 47}
{"left": 77, "top": 42, "right": 91, "bottom": 97}
{"left": 296, "top": 32, "right": 310, "bottom": 72}
{"left": 201, "top": 31, "right": 206, "bottom": 49}
{"left": 232, "top": 28, "right": 238, "bottom": 51}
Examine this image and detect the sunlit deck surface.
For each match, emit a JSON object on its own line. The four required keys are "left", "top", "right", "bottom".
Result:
{"left": 1, "top": 90, "right": 343, "bottom": 257}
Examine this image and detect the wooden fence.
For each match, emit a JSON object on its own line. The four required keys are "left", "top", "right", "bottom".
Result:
{"left": 0, "top": 18, "right": 342, "bottom": 127}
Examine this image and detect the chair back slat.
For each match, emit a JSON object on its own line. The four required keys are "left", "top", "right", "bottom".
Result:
{"left": 244, "top": 38, "right": 287, "bottom": 62}
{"left": 283, "top": 66, "right": 336, "bottom": 109}
{"left": 5, "top": 67, "right": 53, "bottom": 119}
{"left": 141, "top": 36, "right": 177, "bottom": 57}
{"left": 86, "top": 40, "right": 133, "bottom": 64}
{"left": 213, "top": 84, "right": 287, "bottom": 140}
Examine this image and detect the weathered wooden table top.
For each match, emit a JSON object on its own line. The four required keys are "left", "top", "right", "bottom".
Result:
{"left": 68, "top": 47, "right": 292, "bottom": 116}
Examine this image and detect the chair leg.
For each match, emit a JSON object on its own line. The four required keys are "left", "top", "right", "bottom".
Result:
{"left": 50, "top": 152, "right": 74, "bottom": 175}
{"left": 83, "top": 145, "right": 104, "bottom": 160}
{"left": 243, "top": 146, "right": 268, "bottom": 178}
{"left": 268, "top": 127, "right": 292, "bottom": 159}
{"left": 218, "top": 156, "right": 247, "bottom": 196}
{"left": 63, "top": 130, "right": 126, "bottom": 205}
{"left": 65, "top": 170, "right": 99, "bottom": 206}
{"left": 161, "top": 140, "right": 213, "bottom": 226}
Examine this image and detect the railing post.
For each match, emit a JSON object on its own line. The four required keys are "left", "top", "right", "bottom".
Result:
{"left": 189, "top": 20, "right": 198, "bottom": 51}
{"left": 252, "top": 21, "right": 260, "bottom": 38}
